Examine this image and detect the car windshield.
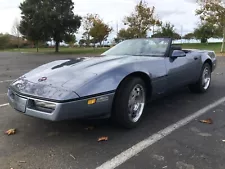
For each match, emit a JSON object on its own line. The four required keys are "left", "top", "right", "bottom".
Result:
{"left": 102, "top": 38, "right": 171, "bottom": 57}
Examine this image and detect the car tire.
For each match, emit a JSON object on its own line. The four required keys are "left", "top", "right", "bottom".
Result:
{"left": 188, "top": 63, "right": 211, "bottom": 93}
{"left": 112, "top": 77, "right": 146, "bottom": 129}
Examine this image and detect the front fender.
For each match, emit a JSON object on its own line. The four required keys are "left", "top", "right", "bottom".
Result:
{"left": 75, "top": 63, "right": 152, "bottom": 97}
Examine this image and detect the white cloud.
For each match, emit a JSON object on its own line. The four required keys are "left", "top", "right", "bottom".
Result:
{"left": 146, "top": 0, "right": 199, "bottom": 35}
{"left": 0, "top": 0, "right": 200, "bottom": 39}
{"left": 74, "top": 0, "right": 136, "bottom": 39}
{"left": 0, "top": 0, "right": 21, "bottom": 34}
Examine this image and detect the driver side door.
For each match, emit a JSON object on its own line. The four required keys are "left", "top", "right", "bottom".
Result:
{"left": 165, "top": 50, "right": 195, "bottom": 91}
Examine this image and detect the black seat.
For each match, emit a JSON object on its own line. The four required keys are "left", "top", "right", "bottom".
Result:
{"left": 171, "top": 45, "right": 182, "bottom": 50}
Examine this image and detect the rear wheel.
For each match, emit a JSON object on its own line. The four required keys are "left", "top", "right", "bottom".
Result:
{"left": 112, "top": 77, "right": 146, "bottom": 129}
{"left": 188, "top": 63, "right": 211, "bottom": 93}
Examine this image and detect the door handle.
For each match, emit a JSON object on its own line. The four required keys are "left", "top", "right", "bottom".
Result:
{"left": 194, "top": 57, "right": 198, "bottom": 60}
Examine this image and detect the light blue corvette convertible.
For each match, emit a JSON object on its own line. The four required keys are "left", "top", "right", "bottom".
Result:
{"left": 8, "top": 38, "right": 216, "bottom": 128}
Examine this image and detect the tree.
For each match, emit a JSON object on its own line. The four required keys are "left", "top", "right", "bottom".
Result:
{"left": 11, "top": 18, "right": 21, "bottom": 48}
{"left": 193, "top": 22, "right": 219, "bottom": 43}
{"left": 82, "top": 14, "right": 99, "bottom": 47}
{"left": 183, "top": 33, "right": 195, "bottom": 40}
{"left": 64, "top": 34, "right": 76, "bottom": 47}
{"left": 19, "top": 0, "right": 49, "bottom": 52}
{"left": 46, "top": 0, "right": 81, "bottom": 52}
{"left": 113, "top": 37, "right": 120, "bottom": 44}
{"left": 0, "top": 34, "right": 10, "bottom": 50}
{"left": 19, "top": 0, "right": 82, "bottom": 53}
{"left": 116, "top": 28, "right": 136, "bottom": 42}
{"left": 152, "top": 22, "right": 181, "bottom": 40}
{"left": 79, "top": 39, "right": 86, "bottom": 46}
{"left": 89, "top": 18, "right": 112, "bottom": 46}
{"left": 123, "top": 0, "right": 161, "bottom": 38}
{"left": 196, "top": 0, "right": 225, "bottom": 51}
{"left": 173, "top": 33, "right": 182, "bottom": 40}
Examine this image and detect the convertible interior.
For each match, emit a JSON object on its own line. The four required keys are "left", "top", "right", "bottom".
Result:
{"left": 171, "top": 45, "right": 193, "bottom": 54}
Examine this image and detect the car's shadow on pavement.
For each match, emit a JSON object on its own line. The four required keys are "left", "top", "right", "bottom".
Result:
{"left": 14, "top": 87, "right": 201, "bottom": 144}
{"left": 1, "top": 82, "right": 224, "bottom": 169}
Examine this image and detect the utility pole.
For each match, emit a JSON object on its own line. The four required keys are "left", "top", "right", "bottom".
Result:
{"left": 181, "top": 25, "right": 183, "bottom": 44}
{"left": 116, "top": 21, "right": 119, "bottom": 35}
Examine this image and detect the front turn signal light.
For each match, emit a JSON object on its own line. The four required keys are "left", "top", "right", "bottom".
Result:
{"left": 88, "top": 98, "right": 96, "bottom": 105}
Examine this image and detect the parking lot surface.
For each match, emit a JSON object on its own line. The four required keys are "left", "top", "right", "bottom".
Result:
{"left": 0, "top": 52, "right": 225, "bottom": 169}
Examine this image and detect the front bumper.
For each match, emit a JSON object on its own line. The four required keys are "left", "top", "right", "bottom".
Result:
{"left": 7, "top": 88, "right": 114, "bottom": 121}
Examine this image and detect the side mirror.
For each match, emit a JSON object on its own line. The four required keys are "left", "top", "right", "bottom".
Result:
{"left": 171, "top": 50, "right": 186, "bottom": 58}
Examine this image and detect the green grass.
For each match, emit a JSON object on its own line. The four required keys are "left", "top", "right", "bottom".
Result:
{"left": 3, "top": 47, "right": 109, "bottom": 55}
{"left": 1, "top": 42, "right": 224, "bottom": 56}
{"left": 181, "top": 42, "right": 222, "bottom": 53}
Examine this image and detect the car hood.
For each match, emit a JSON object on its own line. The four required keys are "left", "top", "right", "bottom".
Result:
{"left": 9, "top": 56, "right": 127, "bottom": 97}
{"left": 10, "top": 55, "right": 159, "bottom": 99}
{"left": 20, "top": 55, "right": 129, "bottom": 87}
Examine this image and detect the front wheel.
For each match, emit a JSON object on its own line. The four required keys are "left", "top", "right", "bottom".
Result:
{"left": 189, "top": 63, "right": 211, "bottom": 93}
{"left": 112, "top": 77, "right": 146, "bottom": 129}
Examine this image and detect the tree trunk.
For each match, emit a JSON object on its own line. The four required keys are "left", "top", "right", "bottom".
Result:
{"left": 55, "top": 41, "right": 59, "bottom": 52}
{"left": 87, "top": 35, "right": 90, "bottom": 47}
{"left": 201, "top": 38, "right": 207, "bottom": 44}
{"left": 221, "top": 27, "right": 225, "bottom": 53}
{"left": 36, "top": 41, "right": 39, "bottom": 52}
{"left": 17, "top": 37, "right": 20, "bottom": 49}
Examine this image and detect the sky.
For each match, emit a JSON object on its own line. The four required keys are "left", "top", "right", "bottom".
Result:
{"left": 0, "top": 0, "right": 199, "bottom": 41}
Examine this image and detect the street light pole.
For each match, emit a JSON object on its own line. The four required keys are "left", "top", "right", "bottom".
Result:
{"left": 181, "top": 25, "right": 183, "bottom": 44}
{"left": 116, "top": 21, "right": 119, "bottom": 35}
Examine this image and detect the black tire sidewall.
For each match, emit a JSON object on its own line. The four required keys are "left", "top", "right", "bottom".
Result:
{"left": 199, "top": 63, "right": 211, "bottom": 92}
{"left": 113, "top": 77, "right": 146, "bottom": 128}
{"left": 188, "top": 62, "right": 212, "bottom": 93}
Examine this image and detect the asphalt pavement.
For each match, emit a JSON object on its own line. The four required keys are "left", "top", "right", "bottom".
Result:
{"left": 0, "top": 52, "right": 225, "bottom": 169}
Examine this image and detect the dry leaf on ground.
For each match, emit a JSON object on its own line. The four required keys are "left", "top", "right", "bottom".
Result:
{"left": 199, "top": 118, "right": 213, "bottom": 124}
{"left": 98, "top": 136, "right": 108, "bottom": 142}
{"left": 5, "top": 129, "right": 16, "bottom": 135}
{"left": 216, "top": 73, "right": 223, "bottom": 75}
{"left": 70, "top": 154, "right": 76, "bottom": 160}
{"left": 19, "top": 161, "right": 26, "bottom": 163}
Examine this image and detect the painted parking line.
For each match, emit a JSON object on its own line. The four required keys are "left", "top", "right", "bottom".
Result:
{"left": 0, "top": 93, "right": 7, "bottom": 96}
{"left": 0, "top": 79, "right": 14, "bottom": 83}
{"left": 0, "top": 103, "right": 9, "bottom": 108}
{"left": 96, "top": 96, "right": 225, "bottom": 169}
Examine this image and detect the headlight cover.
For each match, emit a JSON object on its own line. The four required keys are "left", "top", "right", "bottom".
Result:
{"left": 33, "top": 100, "right": 56, "bottom": 112}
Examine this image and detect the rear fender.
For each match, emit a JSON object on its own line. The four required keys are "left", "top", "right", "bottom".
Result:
{"left": 201, "top": 52, "right": 216, "bottom": 72}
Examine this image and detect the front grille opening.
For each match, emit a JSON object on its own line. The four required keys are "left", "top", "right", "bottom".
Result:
{"left": 8, "top": 89, "right": 15, "bottom": 100}
{"left": 27, "top": 100, "right": 55, "bottom": 114}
